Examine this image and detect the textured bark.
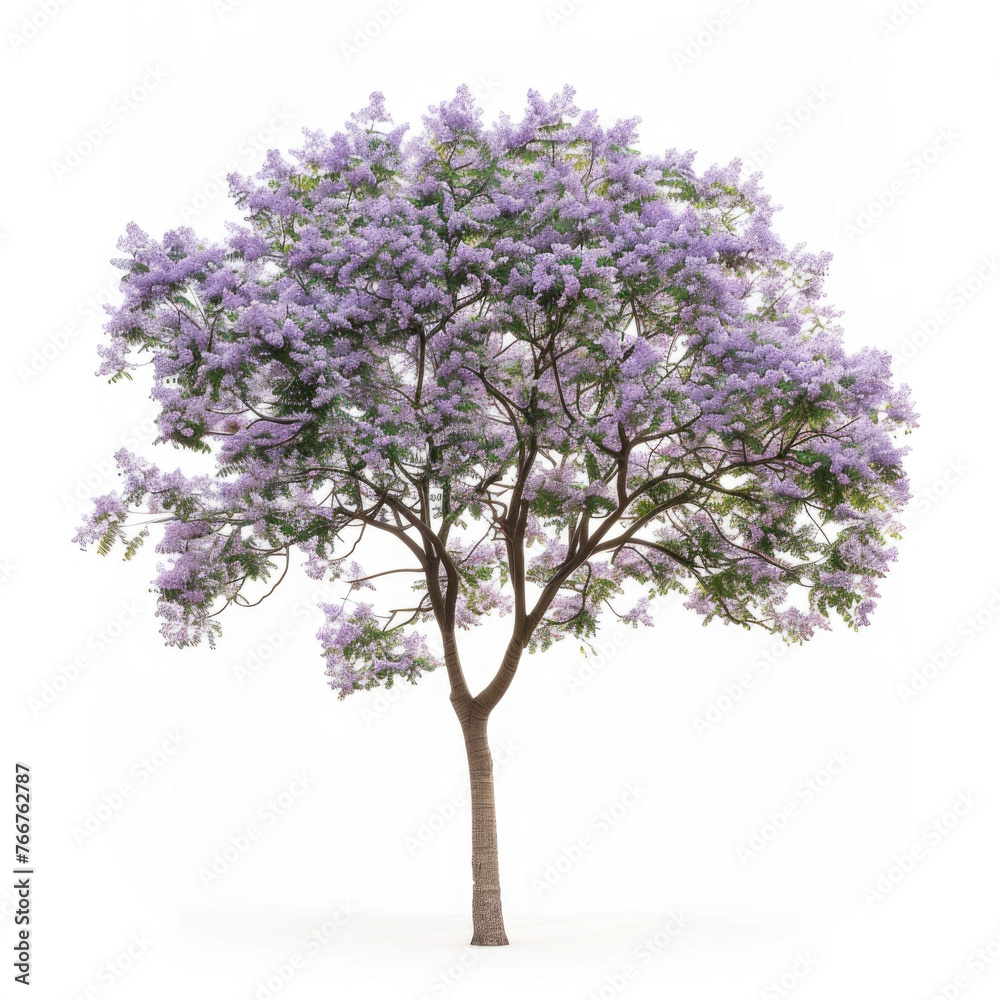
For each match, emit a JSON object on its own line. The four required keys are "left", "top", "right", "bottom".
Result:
{"left": 461, "top": 713, "right": 509, "bottom": 946}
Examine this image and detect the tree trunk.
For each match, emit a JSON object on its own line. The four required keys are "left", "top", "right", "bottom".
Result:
{"left": 461, "top": 713, "right": 509, "bottom": 946}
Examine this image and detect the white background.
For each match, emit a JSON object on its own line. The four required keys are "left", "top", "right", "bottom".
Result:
{"left": 3, "top": 0, "right": 1000, "bottom": 997}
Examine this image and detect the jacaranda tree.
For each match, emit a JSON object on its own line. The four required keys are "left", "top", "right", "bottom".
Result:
{"left": 75, "top": 86, "right": 916, "bottom": 946}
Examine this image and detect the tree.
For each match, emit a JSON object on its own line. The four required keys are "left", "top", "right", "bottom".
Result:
{"left": 74, "top": 85, "right": 916, "bottom": 947}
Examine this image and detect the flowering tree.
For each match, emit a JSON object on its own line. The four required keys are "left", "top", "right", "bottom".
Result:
{"left": 75, "top": 86, "right": 916, "bottom": 946}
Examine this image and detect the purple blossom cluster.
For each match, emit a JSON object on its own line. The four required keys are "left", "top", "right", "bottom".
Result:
{"left": 76, "top": 85, "right": 916, "bottom": 693}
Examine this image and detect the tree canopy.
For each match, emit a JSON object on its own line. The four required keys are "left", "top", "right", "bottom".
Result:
{"left": 74, "top": 85, "right": 916, "bottom": 701}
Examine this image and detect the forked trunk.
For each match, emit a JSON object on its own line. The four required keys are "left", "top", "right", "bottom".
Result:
{"left": 461, "top": 715, "right": 509, "bottom": 946}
